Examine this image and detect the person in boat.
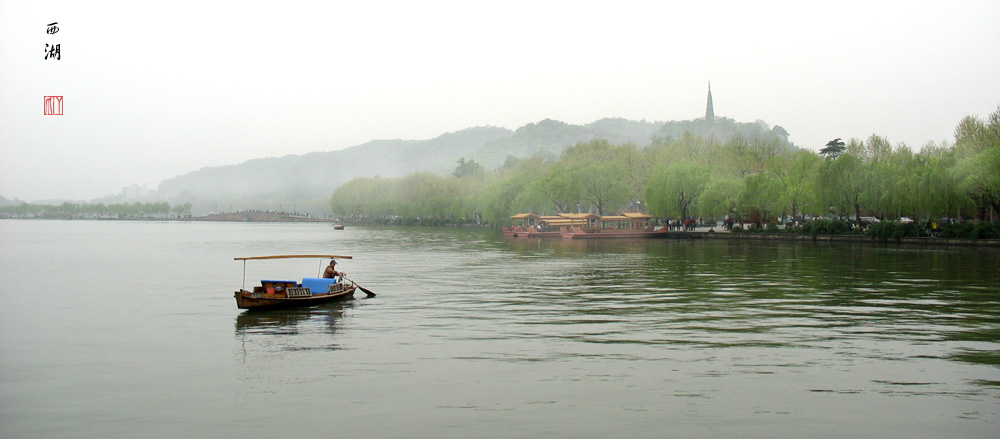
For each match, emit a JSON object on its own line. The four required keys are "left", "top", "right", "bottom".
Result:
{"left": 323, "top": 260, "right": 346, "bottom": 279}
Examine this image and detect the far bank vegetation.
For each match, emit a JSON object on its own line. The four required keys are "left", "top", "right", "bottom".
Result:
{"left": 330, "top": 108, "right": 1000, "bottom": 237}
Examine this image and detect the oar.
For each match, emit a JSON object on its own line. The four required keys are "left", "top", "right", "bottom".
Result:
{"left": 345, "top": 278, "right": 376, "bottom": 297}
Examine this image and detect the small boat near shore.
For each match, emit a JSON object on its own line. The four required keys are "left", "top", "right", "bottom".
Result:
{"left": 233, "top": 255, "right": 371, "bottom": 310}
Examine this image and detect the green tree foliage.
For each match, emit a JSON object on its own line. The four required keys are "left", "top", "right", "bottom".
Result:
{"left": 722, "top": 134, "right": 784, "bottom": 178}
{"left": 655, "top": 117, "right": 793, "bottom": 150}
{"left": 819, "top": 152, "right": 865, "bottom": 223}
{"left": 952, "top": 107, "right": 1000, "bottom": 221}
{"left": 613, "top": 143, "right": 649, "bottom": 204}
{"left": 820, "top": 138, "right": 846, "bottom": 159}
{"left": 528, "top": 161, "right": 579, "bottom": 214}
{"left": 771, "top": 150, "right": 821, "bottom": 220}
{"left": 560, "top": 139, "right": 619, "bottom": 164}
{"left": 574, "top": 160, "right": 628, "bottom": 216}
{"left": 915, "top": 146, "right": 969, "bottom": 220}
{"left": 325, "top": 110, "right": 999, "bottom": 230}
{"left": 645, "top": 162, "right": 711, "bottom": 218}
{"left": 0, "top": 201, "right": 188, "bottom": 218}
{"left": 453, "top": 158, "right": 484, "bottom": 178}
{"left": 698, "top": 176, "right": 743, "bottom": 220}
{"left": 648, "top": 132, "right": 715, "bottom": 167}
{"left": 739, "top": 172, "right": 784, "bottom": 224}
{"left": 478, "top": 157, "right": 549, "bottom": 226}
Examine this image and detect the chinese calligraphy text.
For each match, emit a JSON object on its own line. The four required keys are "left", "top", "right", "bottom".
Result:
{"left": 45, "top": 43, "right": 61, "bottom": 60}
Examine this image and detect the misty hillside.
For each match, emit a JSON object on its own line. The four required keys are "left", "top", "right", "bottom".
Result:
{"left": 157, "top": 117, "right": 793, "bottom": 214}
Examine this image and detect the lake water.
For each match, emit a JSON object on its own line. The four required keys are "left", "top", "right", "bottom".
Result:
{"left": 1, "top": 220, "right": 998, "bottom": 438}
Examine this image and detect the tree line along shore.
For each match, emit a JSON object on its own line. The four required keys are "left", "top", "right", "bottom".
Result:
{"left": 329, "top": 108, "right": 1000, "bottom": 239}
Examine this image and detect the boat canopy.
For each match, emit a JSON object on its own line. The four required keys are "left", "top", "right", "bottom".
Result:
{"left": 599, "top": 212, "right": 652, "bottom": 230}
{"left": 557, "top": 213, "right": 600, "bottom": 220}
{"left": 235, "top": 255, "right": 353, "bottom": 261}
{"left": 510, "top": 213, "right": 539, "bottom": 220}
{"left": 509, "top": 212, "right": 653, "bottom": 230}
{"left": 542, "top": 219, "right": 588, "bottom": 226}
{"left": 235, "top": 255, "right": 353, "bottom": 291}
{"left": 622, "top": 212, "right": 652, "bottom": 219}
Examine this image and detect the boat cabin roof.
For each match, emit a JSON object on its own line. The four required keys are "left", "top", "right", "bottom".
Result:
{"left": 601, "top": 213, "right": 652, "bottom": 221}
{"left": 511, "top": 213, "right": 540, "bottom": 220}
{"left": 543, "top": 219, "right": 582, "bottom": 226}
{"left": 622, "top": 212, "right": 652, "bottom": 219}
{"left": 510, "top": 212, "right": 647, "bottom": 225}
{"left": 235, "top": 254, "right": 353, "bottom": 261}
{"left": 557, "top": 213, "right": 599, "bottom": 219}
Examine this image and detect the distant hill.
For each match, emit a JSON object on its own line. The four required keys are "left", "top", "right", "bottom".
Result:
{"left": 0, "top": 195, "right": 24, "bottom": 207}
{"left": 156, "top": 117, "right": 794, "bottom": 215}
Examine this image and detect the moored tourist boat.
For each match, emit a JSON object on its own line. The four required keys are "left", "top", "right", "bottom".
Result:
{"left": 559, "top": 213, "right": 669, "bottom": 238}
{"left": 504, "top": 213, "right": 596, "bottom": 238}
{"left": 233, "top": 255, "right": 373, "bottom": 310}
{"left": 505, "top": 212, "right": 669, "bottom": 239}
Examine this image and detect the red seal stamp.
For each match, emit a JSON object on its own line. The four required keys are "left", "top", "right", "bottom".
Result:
{"left": 44, "top": 96, "right": 63, "bottom": 115}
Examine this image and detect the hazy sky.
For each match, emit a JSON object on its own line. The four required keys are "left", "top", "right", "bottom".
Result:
{"left": 2, "top": 1, "right": 999, "bottom": 202}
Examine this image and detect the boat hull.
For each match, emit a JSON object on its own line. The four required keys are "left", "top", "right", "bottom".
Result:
{"left": 503, "top": 226, "right": 562, "bottom": 238}
{"left": 234, "top": 286, "right": 356, "bottom": 310}
{"left": 524, "top": 230, "right": 562, "bottom": 238}
{"left": 559, "top": 226, "right": 671, "bottom": 239}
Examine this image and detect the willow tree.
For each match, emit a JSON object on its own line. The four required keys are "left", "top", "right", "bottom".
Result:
{"left": 645, "top": 161, "right": 711, "bottom": 219}
{"left": 647, "top": 132, "right": 712, "bottom": 167}
{"left": 723, "top": 134, "right": 784, "bottom": 178}
{"left": 330, "top": 177, "right": 393, "bottom": 217}
{"left": 697, "top": 175, "right": 744, "bottom": 223}
{"left": 916, "top": 145, "right": 969, "bottom": 221}
{"left": 573, "top": 160, "right": 628, "bottom": 216}
{"left": 560, "top": 139, "right": 618, "bottom": 164}
{"left": 886, "top": 145, "right": 921, "bottom": 219}
{"left": 771, "top": 150, "right": 822, "bottom": 220}
{"left": 738, "top": 172, "right": 784, "bottom": 224}
{"left": 819, "top": 152, "right": 866, "bottom": 224}
{"left": 528, "top": 161, "right": 579, "bottom": 214}
{"left": 953, "top": 106, "right": 1000, "bottom": 222}
{"left": 613, "top": 143, "right": 650, "bottom": 206}
{"left": 478, "top": 157, "right": 548, "bottom": 226}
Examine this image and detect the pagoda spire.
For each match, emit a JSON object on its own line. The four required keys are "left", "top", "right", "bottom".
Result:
{"left": 705, "top": 81, "right": 715, "bottom": 123}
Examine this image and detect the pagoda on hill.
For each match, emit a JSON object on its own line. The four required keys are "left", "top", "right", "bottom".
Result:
{"left": 705, "top": 82, "right": 715, "bottom": 123}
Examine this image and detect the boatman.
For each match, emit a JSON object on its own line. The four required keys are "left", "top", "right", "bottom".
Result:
{"left": 323, "top": 259, "right": 345, "bottom": 279}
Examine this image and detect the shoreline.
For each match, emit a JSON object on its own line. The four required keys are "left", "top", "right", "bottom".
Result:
{"left": 179, "top": 212, "right": 336, "bottom": 222}
{"left": 4, "top": 216, "right": 998, "bottom": 247}
{"left": 694, "top": 230, "right": 1000, "bottom": 247}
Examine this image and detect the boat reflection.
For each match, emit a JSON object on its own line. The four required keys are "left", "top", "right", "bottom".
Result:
{"left": 502, "top": 235, "right": 659, "bottom": 255}
{"left": 235, "top": 300, "right": 356, "bottom": 336}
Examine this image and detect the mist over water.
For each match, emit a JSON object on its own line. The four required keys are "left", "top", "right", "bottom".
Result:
{"left": 1, "top": 220, "right": 998, "bottom": 438}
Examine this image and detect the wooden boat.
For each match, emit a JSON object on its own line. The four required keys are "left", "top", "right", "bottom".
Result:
{"left": 559, "top": 225, "right": 670, "bottom": 239}
{"left": 333, "top": 224, "right": 345, "bottom": 230}
{"left": 506, "top": 212, "right": 669, "bottom": 239}
{"left": 504, "top": 214, "right": 536, "bottom": 237}
{"left": 560, "top": 213, "right": 670, "bottom": 238}
{"left": 501, "top": 225, "right": 521, "bottom": 237}
{"left": 504, "top": 213, "right": 595, "bottom": 238}
{"left": 234, "top": 254, "right": 363, "bottom": 310}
